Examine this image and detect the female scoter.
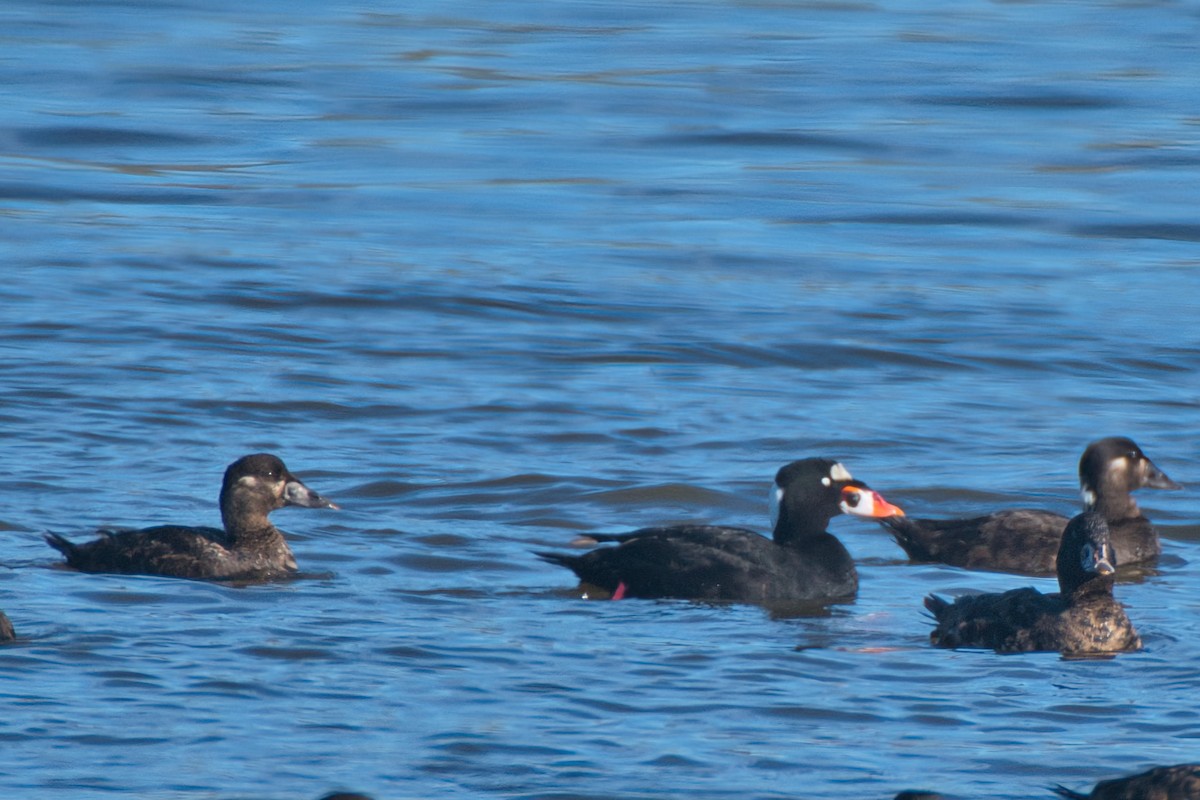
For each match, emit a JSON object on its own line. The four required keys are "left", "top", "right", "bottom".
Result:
{"left": 537, "top": 458, "right": 904, "bottom": 605}
{"left": 882, "top": 436, "right": 1179, "bottom": 575}
{"left": 1052, "top": 764, "right": 1200, "bottom": 799}
{"left": 925, "top": 511, "right": 1141, "bottom": 655}
{"left": 44, "top": 453, "right": 337, "bottom": 581}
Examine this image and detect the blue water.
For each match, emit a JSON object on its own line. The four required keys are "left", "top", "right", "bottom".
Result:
{"left": 2, "top": 2, "right": 1199, "bottom": 798}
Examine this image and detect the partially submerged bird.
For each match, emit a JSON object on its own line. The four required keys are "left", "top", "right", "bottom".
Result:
{"left": 883, "top": 437, "right": 1180, "bottom": 575}
{"left": 925, "top": 511, "right": 1141, "bottom": 655}
{"left": 45, "top": 453, "right": 337, "bottom": 581}
{"left": 1052, "top": 763, "right": 1200, "bottom": 800}
{"left": 0, "top": 610, "right": 14, "bottom": 642}
{"left": 537, "top": 458, "right": 904, "bottom": 605}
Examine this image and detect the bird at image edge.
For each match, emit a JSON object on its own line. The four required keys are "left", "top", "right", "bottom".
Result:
{"left": 45, "top": 453, "right": 337, "bottom": 581}
{"left": 1052, "top": 763, "right": 1200, "bottom": 799}
{"left": 538, "top": 458, "right": 904, "bottom": 604}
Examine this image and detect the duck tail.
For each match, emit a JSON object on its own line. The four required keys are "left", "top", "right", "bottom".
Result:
{"left": 1050, "top": 785, "right": 1088, "bottom": 800}
{"left": 534, "top": 550, "right": 576, "bottom": 569}
{"left": 923, "top": 593, "right": 950, "bottom": 617}
{"left": 43, "top": 532, "right": 77, "bottom": 558}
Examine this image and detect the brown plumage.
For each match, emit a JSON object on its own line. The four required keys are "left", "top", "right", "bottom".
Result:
{"left": 884, "top": 437, "right": 1179, "bottom": 575}
{"left": 1052, "top": 764, "right": 1200, "bottom": 800}
{"left": 925, "top": 511, "right": 1141, "bottom": 655}
{"left": 45, "top": 453, "right": 337, "bottom": 581}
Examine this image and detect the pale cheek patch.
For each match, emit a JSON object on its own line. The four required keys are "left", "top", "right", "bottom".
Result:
{"left": 237, "top": 475, "right": 262, "bottom": 488}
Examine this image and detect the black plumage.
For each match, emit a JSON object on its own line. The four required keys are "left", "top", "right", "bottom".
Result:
{"left": 0, "top": 611, "right": 13, "bottom": 642}
{"left": 44, "top": 453, "right": 337, "bottom": 581}
{"left": 538, "top": 458, "right": 903, "bottom": 605}
{"left": 883, "top": 437, "right": 1179, "bottom": 575}
{"left": 925, "top": 511, "right": 1141, "bottom": 655}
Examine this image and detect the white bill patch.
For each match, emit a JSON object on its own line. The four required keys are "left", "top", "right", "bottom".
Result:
{"left": 839, "top": 488, "right": 871, "bottom": 516}
{"left": 829, "top": 462, "right": 853, "bottom": 482}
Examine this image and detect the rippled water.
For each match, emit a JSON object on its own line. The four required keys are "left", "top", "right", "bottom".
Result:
{"left": 2, "top": 1, "right": 1199, "bottom": 798}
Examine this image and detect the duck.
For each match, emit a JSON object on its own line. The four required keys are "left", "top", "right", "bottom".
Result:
{"left": 0, "top": 610, "right": 13, "bottom": 642}
{"left": 45, "top": 453, "right": 337, "bottom": 581}
{"left": 1053, "top": 763, "right": 1200, "bottom": 799}
{"left": 537, "top": 458, "right": 904, "bottom": 605}
{"left": 925, "top": 511, "right": 1141, "bottom": 655}
{"left": 882, "top": 436, "right": 1179, "bottom": 575}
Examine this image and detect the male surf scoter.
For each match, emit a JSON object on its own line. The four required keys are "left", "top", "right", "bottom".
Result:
{"left": 882, "top": 436, "right": 1179, "bottom": 575}
{"left": 45, "top": 453, "right": 337, "bottom": 581}
{"left": 537, "top": 458, "right": 904, "bottom": 605}
{"left": 1053, "top": 763, "right": 1200, "bottom": 800}
{"left": 925, "top": 511, "right": 1141, "bottom": 655}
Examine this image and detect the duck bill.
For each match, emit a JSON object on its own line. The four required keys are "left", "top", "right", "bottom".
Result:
{"left": 1085, "top": 549, "right": 1116, "bottom": 576}
{"left": 284, "top": 478, "right": 339, "bottom": 510}
{"left": 840, "top": 487, "right": 905, "bottom": 518}
{"left": 1143, "top": 460, "right": 1182, "bottom": 491}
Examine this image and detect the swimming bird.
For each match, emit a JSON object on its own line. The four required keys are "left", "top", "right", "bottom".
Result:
{"left": 537, "top": 458, "right": 904, "bottom": 605}
{"left": 0, "top": 611, "right": 14, "bottom": 642}
{"left": 45, "top": 453, "right": 337, "bottom": 581}
{"left": 1052, "top": 763, "right": 1200, "bottom": 799}
{"left": 882, "top": 436, "right": 1179, "bottom": 575}
{"left": 925, "top": 511, "right": 1141, "bottom": 655}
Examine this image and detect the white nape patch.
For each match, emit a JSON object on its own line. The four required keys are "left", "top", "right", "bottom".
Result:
{"left": 1080, "top": 487, "right": 1097, "bottom": 509}
{"left": 769, "top": 485, "right": 784, "bottom": 530}
{"left": 829, "top": 462, "right": 853, "bottom": 482}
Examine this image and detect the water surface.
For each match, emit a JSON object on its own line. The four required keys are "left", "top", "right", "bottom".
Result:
{"left": 2, "top": 2, "right": 1199, "bottom": 799}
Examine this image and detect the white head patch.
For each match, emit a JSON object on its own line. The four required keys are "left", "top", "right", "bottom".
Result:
{"left": 829, "top": 463, "right": 852, "bottom": 482}
{"left": 769, "top": 485, "right": 784, "bottom": 530}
